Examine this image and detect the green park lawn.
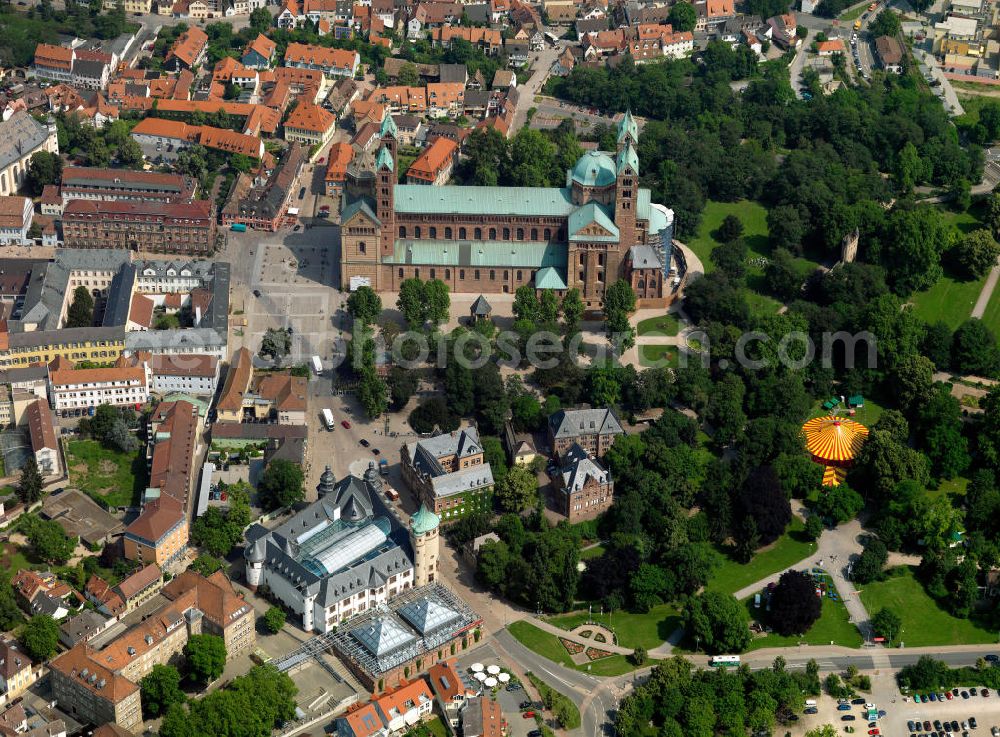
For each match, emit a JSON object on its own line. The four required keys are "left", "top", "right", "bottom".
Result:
{"left": 745, "top": 595, "right": 863, "bottom": 651}
{"left": 981, "top": 284, "right": 1000, "bottom": 340}
{"left": 507, "top": 621, "right": 657, "bottom": 676}
{"left": 65, "top": 440, "right": 147, "bottom": 509}
{"left": 545, "top": 603, "right": 682, "bottom": 651}
{"left": 508, "top": 621, "right": 576, "bottom": 668}
{"left": 579, "top": 545, "right": 606, "bottom": 560}
{"left": 638, "top": 344, "right": 680, "bottom": 368}
{"left": 859, "top": 566, "right": 997, "bottom": 646}
{"left": 708, "top": 517, "right": 816, "bottom": 596}
{"left": 637, "top": 313, "right": 680, "bottom": 337}
{"left": 808, "top": 395, "right": 885, "bottom": 427}
{"left": 910, "top": 271, "right": 988, "bottom": 331}
{"left": 688, "top": 201, "right": 770, "bottom": 274}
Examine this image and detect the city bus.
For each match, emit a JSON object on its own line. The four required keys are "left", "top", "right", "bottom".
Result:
{"left": 709, "top": 655, "right": 741, "bottom": 667}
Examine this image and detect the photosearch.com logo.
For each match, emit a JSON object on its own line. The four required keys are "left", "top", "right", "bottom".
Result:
{"left": 314, "top": 324, "right": 880, "bottom": 372}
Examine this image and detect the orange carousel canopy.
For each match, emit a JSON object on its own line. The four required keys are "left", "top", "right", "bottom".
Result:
{"left": 802, "top": 416, "right": 869, "bottom": 463}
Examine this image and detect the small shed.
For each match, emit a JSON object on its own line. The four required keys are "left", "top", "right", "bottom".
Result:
{"left": 470, "top": 295, "right": 492, "bottom": 321}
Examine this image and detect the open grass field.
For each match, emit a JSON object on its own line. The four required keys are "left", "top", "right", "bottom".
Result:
{"left": 65, "top": 440, "right": 147, "bottom": 509}
{"left": 508, "top": 621, "right": 577, "bottom": 668}
{"left": 808, "top": 395, "right": 885, "bottom": 427}
{"left": 0, "top": 542, "right": 36, "bottom": 580}
{"left": 638, "top": 344, "right": 680, "bottom": 367}
{"left": 981, "top": 283, "right": 1000, "bottom": 340}
{"left": 708, "top": 517, "right": 816, "bottom": 596}
{"left": 688, "top": 201, "right": 770, "bottom": 275}
{"left": 545, "top": 603, "right": 681, "bottom": 651}
{"left": 579, "top": 545, "right": 606, "bottom": 560}
{"left": 637, "top": 313, "right": 680, "bottom": 337}
{"left": 910, "top": 271, "right": 988, "bottom": 330}
{"left": 859, "top": 566, "right": 997, "bottom": 646}
{"left": 745, "top": 593, "right": 862, "bottom": 651}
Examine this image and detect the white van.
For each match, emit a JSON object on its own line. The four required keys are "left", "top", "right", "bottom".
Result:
{"left": 804, "top": 700, "right": 817, "bottom": 707}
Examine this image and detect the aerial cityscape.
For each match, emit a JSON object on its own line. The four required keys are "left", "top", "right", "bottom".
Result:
{"left": 0, "top": 0, "right": 998, "bottom": 734}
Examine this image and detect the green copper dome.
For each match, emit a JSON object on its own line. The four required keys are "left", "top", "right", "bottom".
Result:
{"left": 411, "top": 504, "right": 440, "bottom": 535}
{"left": 571, "top": 151, "right": 617, "bottom": 187}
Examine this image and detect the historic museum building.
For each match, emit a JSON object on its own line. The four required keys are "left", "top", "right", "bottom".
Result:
{"left": 340, "top": 112, "right": 678, "bottom": 309}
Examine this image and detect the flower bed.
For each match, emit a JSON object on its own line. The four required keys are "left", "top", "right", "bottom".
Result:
{"left": 560, "top": 638, "right": 584, "bottom": 655}
{"left": 585, "top": 647, "right": 612, "bottom": 660}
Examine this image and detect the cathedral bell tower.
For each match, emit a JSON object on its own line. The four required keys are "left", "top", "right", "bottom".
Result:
{"left": 376, "top": 112, "right": 398, "bottom": 258}
{"left": 614, "top": 111, "right": 639, "bottom": 248}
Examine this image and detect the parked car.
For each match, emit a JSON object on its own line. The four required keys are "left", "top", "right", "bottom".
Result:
{"left": 360, "top": 439, "right": 370, "bottom": 447}
{"left": 962, "top": 691, "right": 971, "bottom": 699}
{"left": 983, "top": 689, "right": 991, "bottom": 697}
{"left": 842, "top": 716, "right": 856, "bottom": 722}
{"left": 971, "top": 717, "right": 979, "bottom": 729}
{"left": 519, "top": 702, "right": 531, "bottom": 710}
{"left": 341, "top": 420, "right": 351, "bottom": 429}
{"left": 522, "top": 712, "right": 535, "bottom": 719}
{"left": 838, "top": 705, "right": 852, "bottom": 711}
{"left": 947, "top": 692, "right": 954, "bottom": 700}
{"left": 805, "top": 708, "right": 818, "bottom": 715}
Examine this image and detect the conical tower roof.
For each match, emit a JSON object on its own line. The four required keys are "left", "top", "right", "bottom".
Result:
{"left": 802, "top": 416, "right": 869, "bottom": 463}
{"left": 617, "top": 110, "right": 637, "bottom": 144}
{"left": 410, "top": 504, "right": 440, "bottom": 535}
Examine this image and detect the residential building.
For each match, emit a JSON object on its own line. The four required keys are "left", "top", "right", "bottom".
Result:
{"left": 161, "top": 570, "right": 256, "bottom": 658}
{"left": 284, "top": 43, "right": 360, "bottom": 78}
{"left": 426, "top": 82, "right": 465, "bottom": 117}
{"left": 816, "top": 38, "right": 845, "bottom": 55}
{"left": 502, "top": 420, "right": 538, "bottom": 467}
{"left": 283, "top": 101, "right": 337, "bottom": 146}
{"left": 0, "top": 640, "right": 36, "bottom": 704}
{"left": 59, "top": 610, "right": 115, "bottom": 648}
{"left": 248, "top": 372, "right": 307, "bottom": 424}
{"left": 47, "top": 360, "right": 150, "bottom": 412}
{"left": 49, "top": 646, "right": 142, "bottom": 732}
{"left": 220, "top": 144, "right": 307, "bottom": 231}
{"left": 12, "top": 570, "right": 74, "bottom": 620}
{"left": 428, "top": 659, "right": 477, "bottom": 730}
{"left": 554, "top": 443, "right": 613, "bottom": 522}
{"left": 52, "top": 569, "right": 254, "bottom": 731}
{"left": 165, "top": 27, "right": 209, "bottom": 71}
{"left": 341, "top": 112, "right": 676, "bottom": 308}
{"left": 875, "top": 35, "right": 904, "bottom": 73}
{"left": 25, "top": 399, "right": 59, "bottom": 477}
{"left": 244, "top": 466, "right": 416, "bottom": 633}
{"left": 547, "top": 407, "right": 623, "bottom": 459}
{"left": 0, "top": 326, "right": 126, "bottom": 370}
{"left": 58, "top": 168, "right": 197, "bottom": 205}
{"left": 325, "top": 142, "right": 355, "bottom": 196}
{"left": 144, "top": 400, "right": 200, "bottom": 510}
{"left": 0, "top": 112, "right": 59, "bottom": 197}
{"left": 61, "top": 199, "right": 216, "bottom": 255}
{"left": 462, "top": 696, "right": 504, "bottom": 737}
{"left": 216, "top": 347, "right": 253, "bottom": 422}
{"left": 123, "top": 497, "right": 188, "bottom": 569}
{"left": 130, "top": 118, "right": 264, "bottom": 162}
{"left": 0, "top": 196, "right": 33, "bottom": 246}
{"left": 149, "top": 354, "right": 220, "bottom": 395}
{"left": 32, "top": 43, "right": 75, "bottom": 84}
{"left": 431, "top": 26, "right": 503, "bottom": 55}
{"left": 242, "top": 34, "right": 277, "bottom": 68}
{"left": 116, "top": 98, "right": 281, "bottom": 136}
{"left": 40, "top": 489, "right": 124, "bottom": 548}
{"left": 401, "top": 427, "right": 494, "bottom": 521}
{"left": 334, "top": 702, "right": 389, "bottom": 737}
{"left": 406, "top": 137, "right": 457, "bottom": 186}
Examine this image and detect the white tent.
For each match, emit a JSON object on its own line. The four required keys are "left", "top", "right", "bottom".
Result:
{"left": 484, "top": 677, "right": 498, "bottom": 688}
{"left": 487, "top": 665, "right": 501, "bottom": 675}
{"left": 471, "top": 663, "right": 484, "bottom": 672}
{"left": 498, "top": 673, "right": 511, "bottom": 683}
{"left": 475, "top": 672, "right": 488, "bottom": 682}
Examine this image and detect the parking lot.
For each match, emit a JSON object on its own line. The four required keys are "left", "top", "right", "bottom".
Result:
{"left": 901, "top": 687, "right": 1000, "bottom": 736}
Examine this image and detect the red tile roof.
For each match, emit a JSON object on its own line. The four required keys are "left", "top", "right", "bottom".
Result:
{"left": 166, "top": 27, "right": 209, "bottom": 68}
{"left": 124, "top": 498, "right": 185, "bottom": 544}
{"left": 50, "top": 645, "right": 139, "bottom": 704}
{"left": 284, "top": 101, "right": 336, "bottom": 134}
{"left": 406, "top": 137, "right": 457, "bottom": 182}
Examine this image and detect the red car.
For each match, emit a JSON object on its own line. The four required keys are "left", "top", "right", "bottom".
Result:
{"left": 868, "top": 730, "right": 879, "bottom": 736}
{"left": 522, "top": 712, "right": 535, "bottom": 719}
{"left": 946, "top": 691, "right": 953, "bottom": 700}
{"left": 341, "top": 420, "right": 351, "bottom": 429}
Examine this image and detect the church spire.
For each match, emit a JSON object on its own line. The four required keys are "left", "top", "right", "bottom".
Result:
{"left": 617, "top": 110, "right": 638, "bottom": 149}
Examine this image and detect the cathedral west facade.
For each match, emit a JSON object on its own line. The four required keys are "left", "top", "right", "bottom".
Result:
{"left": 340, "top": 112, "right": 677, "bottom": 310}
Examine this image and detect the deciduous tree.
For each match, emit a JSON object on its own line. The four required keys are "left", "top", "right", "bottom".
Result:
{"left": 185, "top": 634, "right": 227, "bottom": 684}
{"left": 769, "top": 570, "right": 822, "bottom": 636}
{"left": 141, "top": 664, "right": 186, "bottom": 718}
{"left": 258, "top": 460, "right": 304, "bottom": 511}
{"left": 20, "top": 615, "right": 59, "bottom": 661}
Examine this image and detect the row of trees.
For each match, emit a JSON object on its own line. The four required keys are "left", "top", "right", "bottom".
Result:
{"left": 615, "top": 656, "right": 814, "bottom": 737}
